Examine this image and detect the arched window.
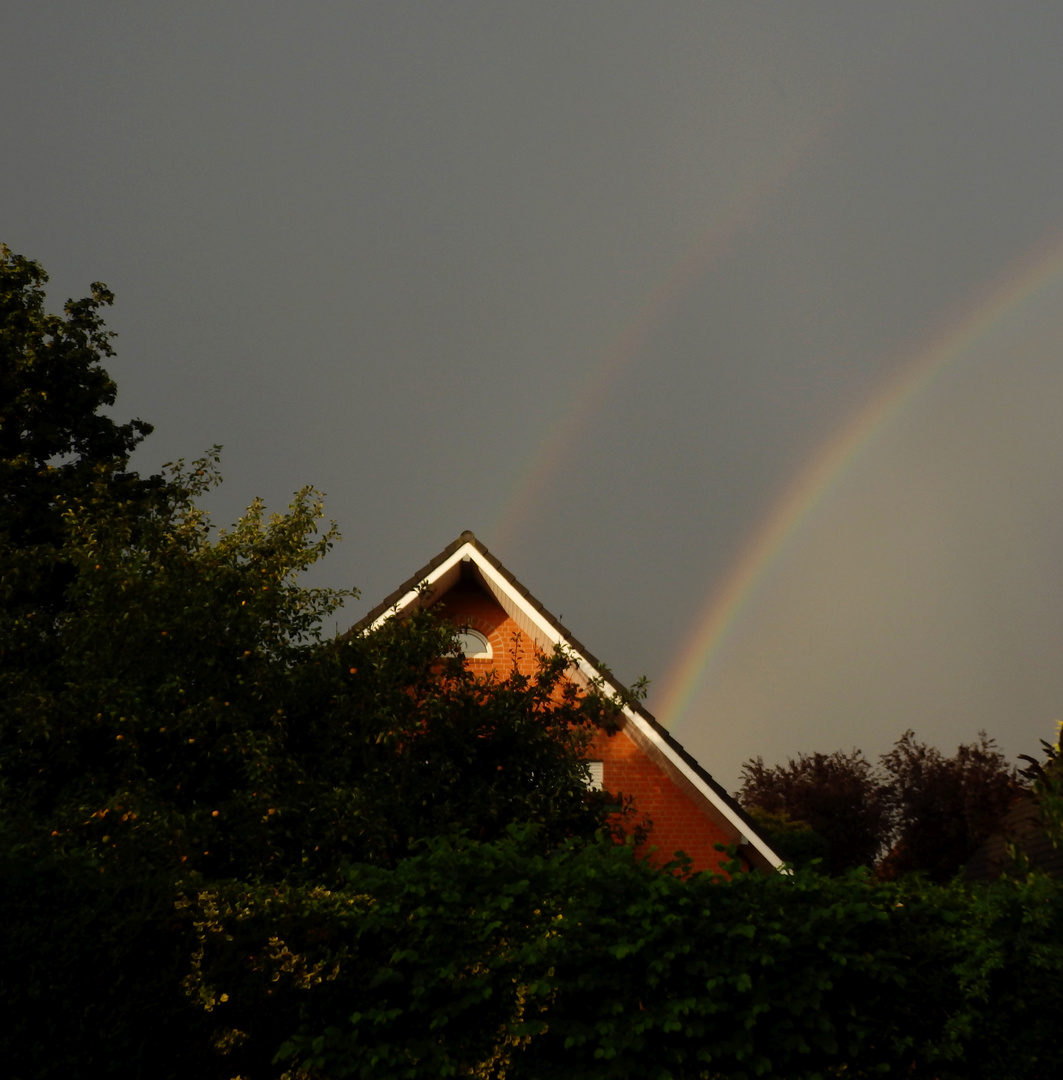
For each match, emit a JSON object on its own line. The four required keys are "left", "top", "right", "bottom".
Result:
{"left": 456, "top": 629, "right": 492, "bottom": 659}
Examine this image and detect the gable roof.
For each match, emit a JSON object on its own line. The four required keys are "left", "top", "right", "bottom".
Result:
{"left": 357, "top": 531, "right": 784, "bottom": 873}
{"left": 965, "top": 796, "right": 1063, "bottom": 881}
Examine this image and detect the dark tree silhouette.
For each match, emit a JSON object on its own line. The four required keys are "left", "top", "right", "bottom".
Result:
{"left": 1, "top": 244, "right": 160, "bottom": 549}
{"left": 739, "top": 749, "right": 889, "bottom": 873}
{"left": 740, "top": 732, "right": 1026, "bottom": 878}
{"left": 879, "top": 730, "right": 1025, "bottom": 881}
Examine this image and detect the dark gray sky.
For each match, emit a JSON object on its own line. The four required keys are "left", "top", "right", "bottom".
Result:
{"left": 7, "top": 3, "right": 1063, "bottom": 788}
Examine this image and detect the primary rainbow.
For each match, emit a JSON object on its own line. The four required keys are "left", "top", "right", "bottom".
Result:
{"left": 656, "top": 226, "right": 1063, "bottom": 732}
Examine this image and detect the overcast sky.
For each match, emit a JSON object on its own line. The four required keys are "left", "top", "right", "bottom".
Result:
{"left": 6, "top": 3, "right": 1063, "bottom": 789}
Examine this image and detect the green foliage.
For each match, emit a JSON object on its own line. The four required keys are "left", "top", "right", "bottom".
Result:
{"left": 0, "top": 244, "right": 156, "bottom": 536}
{"left": 1, "top": 443, "right": 617, "bottom": 845}
{"left": 175, "top": 831, "right": 1063, "bottom": 1080}
{"left": 742, "top": 805, "right": 831, "bottom": 870}
{"left": 1020, "top": 726, "right": 1063, "bottom": 851}
{"left": 1, "top": 245, "right": 166, "bottom": 642}
{"left": 1, "top": 446, "right": 617, "bottom": 1074}
{"left": 0, "top": 248, "right": 617, "bottom": 1076}
{"left": 740, "top": 733, "right": 1025, "bottom": 879}
{"left": 739, "top": 749, "right": 888, "bottom": 873}
{"left": 1, "top": 495, "right": 614, "bottom": 1074}
{"left": 1, "top": 453, "right": 612, "bottom": 875}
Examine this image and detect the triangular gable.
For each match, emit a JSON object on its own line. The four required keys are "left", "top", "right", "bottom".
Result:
{"left": 358, "top": 531, "right": 784, "bottom": 873}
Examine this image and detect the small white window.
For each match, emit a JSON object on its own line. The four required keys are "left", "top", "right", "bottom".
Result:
{"left": 457, "top": 629, "right": 492, "bottom": 659}
{"left": 586, "top": 761, "right": 604, "bottom": 791}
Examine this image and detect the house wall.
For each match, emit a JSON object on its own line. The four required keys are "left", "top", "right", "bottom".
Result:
{"left": 437, "top": 579, "right": 739, "bottom": 873}
{"left": 584, "top": 725, "right": 737, "bottom": 872}
{"left": 433, "top": 579, "right": 541, "bottom": 677}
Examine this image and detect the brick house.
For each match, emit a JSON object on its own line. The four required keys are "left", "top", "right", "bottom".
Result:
{"left": 357, "top": 531, "right": 782, "bottom": 874}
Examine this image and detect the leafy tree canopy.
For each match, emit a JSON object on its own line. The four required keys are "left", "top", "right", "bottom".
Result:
{"left": 878, "top": 729, "right": 1024, "bottom": 880}
{"left": 1020, "top": 727, "right": 1063, "bottom": 838}
{"left": 739, "top": 748, "right": 888, "bottom": 873}
{"left": 2, "top": 454, "right": 618, "bottom": 880}
{"left": 1, "top": 247, "right": 618, "bottom": 880}
{"left": 1, "top": 244, "right": 172, "bottom": 685}
{"left": 0, "top": 244, "right": 167, "bottom": 541}
{"left": 739, "top": 732, "right": 1026, "bottom": 879}
{"left": 0, "top": 248, "right": 623, "bottom": 1074}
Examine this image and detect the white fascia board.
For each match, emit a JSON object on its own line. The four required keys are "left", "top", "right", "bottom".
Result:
{"left": 467, "top": 546, "right": 573, "bottom": 652}
{"left": 615, "top": 702, "right": 786, "bottom": 871}
{"left": 467, "top": 547, "right": 785, "bottom": 870}
{"left": 366, "top": 545, "right": 472, "bottom": 630}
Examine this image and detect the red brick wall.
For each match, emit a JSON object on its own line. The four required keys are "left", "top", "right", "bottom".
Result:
{"left": 584, "top": 727, "right": 735, "bottom": 872}
{"left": 438, "top": 581, "right": 739, "bottom": 874}
{"left": 435, "top": 580, "right": 541, "bottom": 677}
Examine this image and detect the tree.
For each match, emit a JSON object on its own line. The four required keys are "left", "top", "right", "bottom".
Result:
{"left": 1, "top": 244, "right": 169, "bottom": 688}
{"left": 0, "top": 243, "right": 169, "bottom": 534}
{"left": 879, "top": 730, "right": 1024, "bottom": 881}
{"left": 739, "top": 733, "right": 1025, "bottom": 879}
{"left": 1020, "top": 725, "right": 1063, "bottom": 826}
{"left": 0, "top": 244, "right": 157, "bottom": 528}
{"left": 2, "top": 447, "right": 622, "bottom": 1071}
{"left": 0, "top": 460, "right": 623, "bottom": 1074}
{"left": 0, "top": 249, "right": 622, "bottom": 1077}
{"left": 2, "top": 453, "right": 616, "bottom": 873}
{"left": 741, "top": 804, "right": 831, "bottom": 870}
{"left": 183, "top": 830, "right": 1063, "bottom": 1080}
{"left": 2, "top": 466, "right": 621, "bottom": 1076}
{"left": 739, "top": 749, "right": 888, "bottom": 872}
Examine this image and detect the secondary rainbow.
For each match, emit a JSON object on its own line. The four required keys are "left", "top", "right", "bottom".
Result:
{"left": 656, "top": 226, "right": 1063, "bottom": 732}
{"left": 489, "top": 117, "right": 834, "bottom": 552}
